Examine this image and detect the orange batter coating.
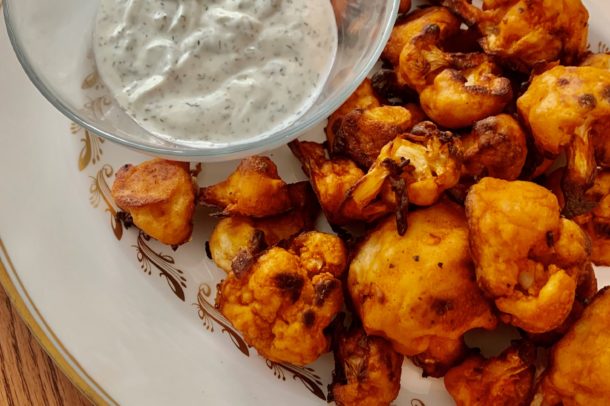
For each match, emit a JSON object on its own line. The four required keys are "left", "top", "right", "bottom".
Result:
{"left": 573, "top": 170, "right": 610, "bottom": 266}
{"left": 199, "top": 156, "right": 292, "bottom": 217}
{"left": 216, "top": 231, "right": 347, "bottom": 366}
{"left": 439, "top": 0, "right": 589, "bottom": 71}
{"left": 326, "top": 79, "right": 381, "bottom": 149}
{"left": 208, "top": 182, "right": 319, "bottom": 273}
{"left": 444, "top": 342, "right": 536, "bottom": 406}
{"left": 517, "top": 65, "right": 610, "bottom": 217}
{"left": 343, "top": 122, "right": 462, "bottom": 234}
{"left": 383, "top": 7, "right": 461, "bottom": 67}
{"left": 111, "top": 159, "right": 196, "bottom": 245}
{"left": 330, "top": 321, "right": 403, "bottom": 406}
{"left": 393, "top": 8, "right": 512, "bottom": 128}
{"left": 289, "top": 140, "right": 392, "bottom": 225}
{"left": 534, "top": 287, "right": 610, "bottom": 406}
{"left": 461, "top": 114, "right": 528, "bottom": 181}
{"left": 333, "top": 104, "right": 424, "bottom": 169}
{"left": 465, "top": 178, "right": 592, "bottom": 333}
{"left": 348, "top": 200, "right": 497, "bottom": 376}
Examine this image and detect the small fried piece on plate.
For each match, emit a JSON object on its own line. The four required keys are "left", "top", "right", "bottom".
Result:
{"left": 348, "top": 200, "right": 497, "bottom": 376}
{"left": 383, "top": 6, "right": 461, "bottom": 67}
{"left": 111, "top": 158, "right": 196, "bottom": 246}
{"left": 330, "top": 319, "right": 404, "bottom": 406}
{"left": 208, "top": 182, "right": 319, "bottom": 273}
{"left": 439, "top": 0, "right": 589, "bottom": 71}
{"left": 289, "top": 140, "right": 392, "bottom": 225}
{"left": 326, "top": 79, "right": 381, "bottom": 149}
{"left": 517, "top": 65, "right": 610, "bottom": 217}
{"left": 333, "top": 104, "right": 424, "bottom": 169}
{"left": 461, "top": 114, "right": 528, "bottom": 181}
{"left": 465, "top": 178, "right": 592, "bottom": 334}
{"left": 444, "top": 342, "right": 536, "bottom": 406}
{"left": 200, "top": 156, "right": 292, "bottom": 217}
{"left": 573, "top": 170, "right": 610, "bottom": 266}
{"left": 216, "top": 231, "right": 347, "bottom": 366}
{"left": 343, "top": 122, "right": 462, "bottom": 233}
{"left": 533, "top": 287, "right": 610, "bottom": 406}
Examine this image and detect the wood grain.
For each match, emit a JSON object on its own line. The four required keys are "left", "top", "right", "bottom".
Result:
{"left": 0, "top": 284, "right": 91, "bottom": 406}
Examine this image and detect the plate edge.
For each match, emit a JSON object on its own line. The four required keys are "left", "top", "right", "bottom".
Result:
{"left": 0, "top": 238, "right": 117, "bottom": 406}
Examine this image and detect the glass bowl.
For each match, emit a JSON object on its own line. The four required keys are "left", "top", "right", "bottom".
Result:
{"left": 4, "top": 0, "right": 399, "bottom": 161}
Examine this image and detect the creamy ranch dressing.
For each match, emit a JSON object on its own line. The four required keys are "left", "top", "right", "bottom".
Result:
{"left": 94, "top": 0, "right": 337, "bottom": 145}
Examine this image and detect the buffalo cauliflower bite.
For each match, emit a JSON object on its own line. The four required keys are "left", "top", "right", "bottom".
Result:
{"left": 394, "top": 14, "right": 512, "bottom": 128}
{"left": 330, "top": 320, "right": 404, "bottom": 406}
{"left": 465, "top": 178, "right": 592, "bottom": 333}
{"left": 439, "top": 0, "right": 589, "bottom": 71}
{"left": 208, "top": 182, "right": 319, "bottom": 273}
{"left": 416, "top": 58, "right": 513, "bottom": 129}
{"left": 326, "top": 79, "right": 381, "bottom": 149}
{"left": 461, "top": 114, "right": 528, "bottom": 181}
{"left": 517, "top": 65, "right": 610, "bottom": 217}
{"left": 199, "top": 156, "right": 292, "bottom": 217}
{"left": 348, "top": 200, "right": 497, "bottom": 375}
{"left": 343, "top": 122, "right": 462, "bottom": 234}
{"left": 216, "top": 232, "right": 347, "bottom": 366}
{"left": 111, "top": 158, "right": 196, "bottom": 246}
{"left": 534, "top": 287, "right": 610, "bottom": 406}
{"left": 289, "top": 140, "right": 392, "bottom": 225}
{"left": 444, "top": 342, "right": 536, "bottom": 406}
{"left": 573, "top": 170, "right": 610, "bottom": 266}
{"left": 383, "top": 6, "right": 461, "bottom": 67}
{"left": 333, "top": 105, "right": 424, "bottom": 169}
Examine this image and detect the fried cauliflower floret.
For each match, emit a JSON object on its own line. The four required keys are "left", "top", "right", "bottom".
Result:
{"left": 461, "top": 114, "right": 528, "bottom": 181}
{"left": 333, "top": 105, "right": 424, "bottom": 169}
{"left": 216, "top": 233, "right": 346, "bottom": 366}
{"left": 580, "top": 53, "right": 610, "bottom": 168}
{"left": 383, "top": 6, "right": 461, "bottom": 67}
{"left": 200, "top": 156, "right": 291, "bottom": 217}
{"left": 574, "top": 170, "right": 610, "bottom": 266}
{"left": 534, "top": 287, "right": 610, "bottom": 406}
{"left": 343, "top": 122, "right": 462, "bottom": 234}
{"left": 465, "top": 178, "right": 592, "bottom": 334}
{"left": 439, "top": 0, "right": 589, "bottom": 71}
{"left": 111, "top": 159, "right": 195, "bottom": 245}
{"left": 444, "top": 342, "right": 536, "bottom": 406}
{"left": 330, "top": 320, "right": 404, "bottom": 406}
{"left": 209, "top": 216, "right": 266, "bottom": 274}
{"left": 289, "top": 140, "right": 392, "bottom": 225}
{"left": 417, "top": 59, "right": 513, "bottom": 129}
{"left": 517, "top": 65, "right": 610, "bottom": 217}
{"left": 348, "top": 201, "right": 497, "bottom": 375}
{"left": 395, "top": 16, "right": 512, "bottom": 128}
{"left": 209, "top": 182, "right": 319, "bottom": 273}
{"left": 326, "top": 79, "right": 381, "bottom": 148}
{"left": 289, "top": 231, "right": 347, "bottom": 277}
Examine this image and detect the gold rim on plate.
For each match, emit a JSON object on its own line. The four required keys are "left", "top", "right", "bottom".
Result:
{"left": 0, "top": 238, "right": 117, "bottom": 406}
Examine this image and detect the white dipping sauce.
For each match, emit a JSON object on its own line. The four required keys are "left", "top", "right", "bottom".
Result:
{"left": 94, "top": 0, "right": 337, "bottom": 145}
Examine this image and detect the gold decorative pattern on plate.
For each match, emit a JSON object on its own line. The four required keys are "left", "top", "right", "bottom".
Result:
{"left": 89, "top": 164, "right": 123, "bottom": 240}
{"left": 599, "top": 41, "right": 609, "bottom": 53}
{"left": 196, "top": 283, "right": 250, "bottom": 356}
{"left": 133, "top": 231, "right": 187, "bottom": 302}
{"left": 72, "top": 123, "right": 104, "bottom": 171}
{"left": 266, "top": 360, "right": 326, "bottom": 401}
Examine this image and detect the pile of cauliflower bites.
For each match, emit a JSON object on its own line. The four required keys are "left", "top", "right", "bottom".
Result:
{"left": 109, "top": 0, "right": 610, "bottom": 404}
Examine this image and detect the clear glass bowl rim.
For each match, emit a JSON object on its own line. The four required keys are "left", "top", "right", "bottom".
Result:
{"left": 3, "top": 0, "right": 400, "bottom": 159}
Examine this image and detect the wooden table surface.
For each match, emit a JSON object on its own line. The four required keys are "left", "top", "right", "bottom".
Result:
{"left": 0, "top": 283, "right": 91, "bottom": 406}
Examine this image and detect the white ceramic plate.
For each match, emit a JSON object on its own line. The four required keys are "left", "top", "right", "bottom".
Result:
{"left": 2, "top": 2, "right": 610, "bottom": 405}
